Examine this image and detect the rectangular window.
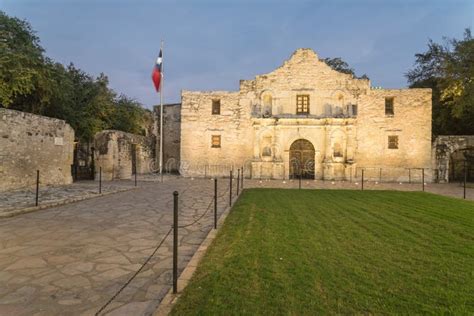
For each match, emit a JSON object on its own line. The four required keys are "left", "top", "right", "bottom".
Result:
{"left": 212, "top": 99, "right": 221, "bottom": 115}
{"left": 385, "top": 97, "right": 394, "bottom": 115}
{"left": 388, "top": 135, "right": 399, "bottom": 149}
{"left": 211, "top": 135, "right": 221, "bottom": 148}
{"left": 296, "top": 95, "right": 310, "bottom": 114}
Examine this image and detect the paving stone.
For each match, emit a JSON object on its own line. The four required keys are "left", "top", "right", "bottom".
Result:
{"left": 5, "top": 258, "right": 48, "bottom": 270}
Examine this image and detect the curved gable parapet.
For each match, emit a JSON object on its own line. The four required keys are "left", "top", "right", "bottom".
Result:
{"left": 239, "top": 48, "right": 370, "bottom": 94}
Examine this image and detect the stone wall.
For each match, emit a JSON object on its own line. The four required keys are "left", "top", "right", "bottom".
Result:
{"left": 0, "top": 108, "right": 75, "bottom": 191}
{"left": 356, "top": 88, "right": 432, "bottom": 181}
{"left": 94, "top": 130, "right": 154, "bottom": 181}
{"left": 154, "top": 104, "right": 181, "bottom": 173}
{"left": 180, "top": 92, "right": 253, "bottom": 177}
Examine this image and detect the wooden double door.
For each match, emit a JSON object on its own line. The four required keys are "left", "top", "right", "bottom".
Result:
{"left": 289, "top": 139, "right": 315, "bottom": 179}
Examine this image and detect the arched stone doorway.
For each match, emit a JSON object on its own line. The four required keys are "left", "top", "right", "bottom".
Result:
{"left": 450, "top": 147, "right": 474, "bottom": 182}
{"left": 289, "top": 139, "right": 315, "bottom": 179}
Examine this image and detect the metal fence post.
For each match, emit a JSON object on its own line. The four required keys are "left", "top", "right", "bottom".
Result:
{"left": 237, "top": 168, "right": 240, "bottom": 195}
{"left": 134, "top": 165, "right": 137, "bottom": 187}
{"left": 350, "top": 167, "right": 352, "bottom": 183}
{"left": 229, "top": 170, "right": 233, "bottom": 207}
{"left": 408, "top": 168, "right": 411, "bottom": 184}
{"left": 99, "top": 167, "right": 102, "bottom": 194}
{"left": 173, "top": 191, "right": 178, "bottom": 294}
{"left": 241, "top": 166, "right": 244, "bottom": 189}
{"left": 379, "top": 168, "right": 382, "bottom": 182}
{"left": 214, "top": 178, "right": 218, "bottom": 229}
{"left": 361, "top": 169, "right": 364, "bottom": 191}
{"left": 422, "top": 168, "right": 425, "bottom": 192}
{"left": 35, "top": 170, "right": 40, "bottom": 206}
{"left": 464, "top": 161, "right": 467, "bottom": 199}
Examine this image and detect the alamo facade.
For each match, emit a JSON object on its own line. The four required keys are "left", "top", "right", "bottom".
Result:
{"left": 177, "top": 48, "right": 432, "bottom": 181}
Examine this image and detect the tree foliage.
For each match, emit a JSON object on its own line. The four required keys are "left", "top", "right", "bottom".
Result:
{"left": 0, "top": 11, "right": 150, "bottom": 142}
{"left": 323, "top": 57, "right": 369, "bottom": 79}
{"left": 407, "top": 29, "right": 474, "bottom": 135}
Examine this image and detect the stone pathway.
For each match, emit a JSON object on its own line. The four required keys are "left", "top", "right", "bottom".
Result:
{"left": 0, "top": 180, "right": 140, "bottom": 218}
{"left": 0, "top": 178, "right": 231, "bottom": 315}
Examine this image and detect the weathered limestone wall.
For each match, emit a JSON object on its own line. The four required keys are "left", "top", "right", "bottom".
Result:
{"left": 94, "top": 130, "right": 154, "bottom": 181}
{"left": 154, "top": 104, "right": 181, "bottom": 172}
{"left": 0, "top": 108, "right": 75, "bottom": 191}
{"left": 356, "top": 89, "right": 432, "bottom": 181}
{"left": 180, "top": 92, "right": 254, "bottom": 177}
{"left": 433, "top": 135, "right": 474, "bottom": 182}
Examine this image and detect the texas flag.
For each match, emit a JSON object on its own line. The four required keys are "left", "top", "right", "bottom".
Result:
{"left": 152, "top": 49, "right": 163, "bottom": 92}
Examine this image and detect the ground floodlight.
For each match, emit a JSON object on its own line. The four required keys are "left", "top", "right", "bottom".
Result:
{"left": 355, "top": 182, "right": 359, "bottom": 185}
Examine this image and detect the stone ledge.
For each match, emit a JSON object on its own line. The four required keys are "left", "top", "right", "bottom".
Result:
{"left": 0, "top": 187, "right": 138, "bottom": 219}
{"left": 153, "top": 193, "right": 240, "bottom": 316}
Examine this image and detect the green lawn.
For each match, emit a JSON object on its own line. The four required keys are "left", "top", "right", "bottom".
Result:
{"left": 171, "top": 189, "right": 474, "bottom": 315}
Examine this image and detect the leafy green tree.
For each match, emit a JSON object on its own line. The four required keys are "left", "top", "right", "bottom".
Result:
{"left": 407, "top": 29, "right": 474, "bottom": 135}
{"left": 0, "top": 11, "right": 53, "bottom": 110}
{"left": 323, "top": 57, "right": 369, "bottom": 79}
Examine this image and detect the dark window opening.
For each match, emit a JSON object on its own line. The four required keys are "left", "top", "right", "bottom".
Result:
{"left": 388, "top": 135, "right": 399, "bottom": 149}
{"left": 212, "top": 99, "right": 221, "bottom": 115}
{"left": 385, "top": 97, "right": 394, "bottom": 115}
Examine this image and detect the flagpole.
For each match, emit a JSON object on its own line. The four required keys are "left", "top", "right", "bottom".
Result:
{"left": 159, "top": 40, "right": 164, "bottom": 181}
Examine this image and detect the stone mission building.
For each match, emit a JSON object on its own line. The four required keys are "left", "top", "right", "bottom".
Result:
{"left": 180, "top": 48, "right": 432, "bottom": 181}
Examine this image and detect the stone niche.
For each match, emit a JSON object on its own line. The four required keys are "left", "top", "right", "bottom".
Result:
{"left": 94, "top": 130, "right": 155, "bottom": 181}
{"left": 0, "top": 108, "right": 75, "bottom": 191}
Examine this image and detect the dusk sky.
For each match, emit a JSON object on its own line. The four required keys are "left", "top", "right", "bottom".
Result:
{"left": 2, "top": 0, "right": 473, "bottom": 108}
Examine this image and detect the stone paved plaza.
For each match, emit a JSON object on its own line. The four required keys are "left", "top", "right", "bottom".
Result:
{"left": 0, "top": 180, "right": 138, "bottom": 218}
{"left": 0, "top": 178, "right": 231, "bottom": 315}
{"left": 0, "top": 176, "right": 472, "bottom": 316}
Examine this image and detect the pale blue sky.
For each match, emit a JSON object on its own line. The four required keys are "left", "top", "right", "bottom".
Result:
{"left": 2, "top": 0, "right": 473, "bottom": 108}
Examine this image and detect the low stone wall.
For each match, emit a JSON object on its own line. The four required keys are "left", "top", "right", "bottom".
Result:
{"left": 0, "top": 108, "right": 75, "bottom": 191}
{"left": 94, "top": 130, "right": 155, "bottom": 180}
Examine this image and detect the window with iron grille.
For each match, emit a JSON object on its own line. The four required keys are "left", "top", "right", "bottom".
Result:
{"left": 296, "top": 95, "right": 310, "bottom": 114}
{"left": 385, "top": 97, "right": 394, "bottom": 115}
{"left": 212, "top": 99, "right": 221, "bottom": 115}
{"left": 388, "top": 135, "right": 399, "bottom": 149}
{"left": 211, "top": 135, "right": 221, "bottom": 148}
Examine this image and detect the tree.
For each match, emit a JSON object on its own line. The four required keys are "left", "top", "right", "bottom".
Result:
{"left": 0, "top": 11, "right": 52, "bottom": 110}
{"left": 323, "top": 57, "right": 369, "bottom": 79}
{"left": 407, "top": 29, "right": 474, "bottom": 135}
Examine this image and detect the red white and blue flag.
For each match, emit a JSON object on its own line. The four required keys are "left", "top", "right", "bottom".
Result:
{"left": 152, "top": 49, "right": 163, "bottom": 92}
